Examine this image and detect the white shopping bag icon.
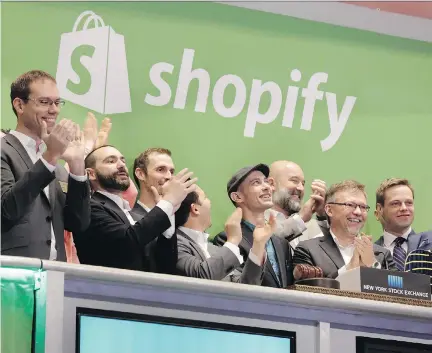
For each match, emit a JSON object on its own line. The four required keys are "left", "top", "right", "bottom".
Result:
{"left": 56, "top": 11, "right": 131, "bottom": 114}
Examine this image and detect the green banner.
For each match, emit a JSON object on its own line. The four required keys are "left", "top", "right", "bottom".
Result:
{"left": 0, "top": 267, "right": 36, "bottom": 353}
{"left": 1, "top": 2, "right": 431, "bottom": 237}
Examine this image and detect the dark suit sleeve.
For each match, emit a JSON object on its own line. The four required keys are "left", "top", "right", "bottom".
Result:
{"left": 212, "top": 231, "right": 227, "bottom": 247}
{"left": 293, "top": 242, "right": 338, "bottom": 279}
{"left": 293, "top": 243, "right": 315, "bottom": 267}
{"left": 78, "top": 201, "right": 171, "bottom": 253}
{"left": 222, "top": 258, "right": 265, "bottom": 285}
{"left": 177, "top": 241, "right": 240, "bottom": 280}
{"left": 145, "top": 235, "right": 178, "bottom": 275}
{"left": 1, "top": 157, "right": 55, "bottom": 226}
{"left": 63, "top": 175, "right": 91, "bottom": 233}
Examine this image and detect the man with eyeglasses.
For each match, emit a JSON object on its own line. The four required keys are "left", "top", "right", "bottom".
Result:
{"left": 374, "top": 178, "right": 432, "bottom": 271}
{"left": 293, "top": 180, "right": 395, "bottom": 278}
{"left": 1, "top": 70, "right": 90, "bottom": 261}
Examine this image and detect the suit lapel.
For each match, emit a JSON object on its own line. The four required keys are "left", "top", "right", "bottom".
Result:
{"left": 132, "top": 203, "right": 149, "bottom": 219}
{"left": 375, "top": 235, "right": 384, "bottom": 247}
{"left": 271, "top": 236, "right": 287, "bottom": 287}
{"left": 319, "top": 230, "right": 346, "bottom": 269}
{"left": 241, "top": 221, "right": 281, "bottom": 287}
{"left": 177, "top": 228, "right": 207, "bottom": 261}
{"left": 407, "top": 229, "right": 418, "bottom": 253}
{"left": 93, "top": 192, "right": 130, "bottom": 224}
{"left": 5, "top": 134, "right": 33, "bottom": 170}
{"left": 6, "top": 134, "right": 52, "bottom": 206}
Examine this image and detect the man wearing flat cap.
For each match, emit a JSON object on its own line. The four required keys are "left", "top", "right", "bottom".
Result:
{"left": 213, "top": 164, "right": 294, "bottom": 288}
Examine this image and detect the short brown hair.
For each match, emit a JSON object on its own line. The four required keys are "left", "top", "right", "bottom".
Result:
{"left": 133, "top": 148, "right": 172, "bottom": 189}
{"left": 10, "top": 70, "right": 56, "bottom": 117}
{"left": 376, "top": 178, "right": 414, "bottom": 206}
{"left": 326, "top": 180, "right": 366, "bottom": 203}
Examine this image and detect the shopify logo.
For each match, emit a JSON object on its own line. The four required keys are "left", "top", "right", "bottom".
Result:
{"left": 56, "top": 11, "right": 131, "bottom": 114}
{"left": 145, "top": 49, "right": 357, "bottom": 151}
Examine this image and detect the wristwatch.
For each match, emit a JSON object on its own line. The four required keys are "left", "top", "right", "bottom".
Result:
{"left": 371, "top": 260, "right": 380, "bottom": 269}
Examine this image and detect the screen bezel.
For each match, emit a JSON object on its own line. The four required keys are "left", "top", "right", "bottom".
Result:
{"left": 76, "top": 307, "right": 296, "bottom": 353}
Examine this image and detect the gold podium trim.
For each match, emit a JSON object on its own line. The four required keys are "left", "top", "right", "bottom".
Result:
{"left": 288, "top": 285, "right": 432, "bottom": 307}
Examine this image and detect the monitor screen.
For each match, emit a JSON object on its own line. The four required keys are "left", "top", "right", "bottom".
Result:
{"left": 76, "top": 308, "right": 296, "bottom": 353}
{"left": 356, "top": 336, "right": 432, "bottom": 353}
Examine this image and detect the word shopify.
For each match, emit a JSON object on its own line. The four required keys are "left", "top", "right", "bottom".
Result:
{"left": 145, "top": 49, "right": 357, "bottom": 151}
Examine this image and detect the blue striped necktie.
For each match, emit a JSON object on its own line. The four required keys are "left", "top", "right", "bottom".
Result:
{"left": 393, "top": 237, "right": 407, "bottom": 271}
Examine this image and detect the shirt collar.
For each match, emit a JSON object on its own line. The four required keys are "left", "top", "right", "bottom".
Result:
{"left": 178, "top": 226, "right": 209, "bottom": 245}
{"left": 243, "top": 220, "right": 255, "bottom": 232}
{"left": 329, "top": 229, "right": 355, "bottom": 250}
{"left": 9, "top": 130, "right": 45, "bottom": 153}
{"left": 383, "top": 227, "right": 412, "bottom": 247}
{"left": 137, "top": 200, "right": 151, "bottom": 213}
{"left": 98, "top": 190, "right": 131, "bottom": 211}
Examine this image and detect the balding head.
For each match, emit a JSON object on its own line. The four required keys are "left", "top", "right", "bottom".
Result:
{"left": 269, "top": 161, "right": 303, "bottom": 179}
{"left": 268, "top": 160, "right": 305, "bottom": 215}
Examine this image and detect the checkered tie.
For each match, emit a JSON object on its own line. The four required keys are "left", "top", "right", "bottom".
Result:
{"left": 393, "top": 237, "right": 407, "bottom": 271}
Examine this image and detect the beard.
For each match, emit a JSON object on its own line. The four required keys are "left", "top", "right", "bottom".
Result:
{"left": 96, "top": 171, "right": 130, "bottom": 192}
{"left": 272, "top": 188, "right": 302, "bottom": 215}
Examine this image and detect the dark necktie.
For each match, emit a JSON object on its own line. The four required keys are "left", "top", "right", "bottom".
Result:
{"left": 393, "top": 237, "right": 407, "bottom": 271}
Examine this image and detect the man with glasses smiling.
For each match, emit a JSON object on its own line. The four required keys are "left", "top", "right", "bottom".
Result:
{"left": 294, "top": 180, "right": 395, "bottom": 278}
{"left": 1, "top": 70, "right": 90, "bottom": 262}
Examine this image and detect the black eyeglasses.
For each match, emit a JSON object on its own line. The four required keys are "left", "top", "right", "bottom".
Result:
{"left": 327, "top": 202, "right": 370, "bottom": 213}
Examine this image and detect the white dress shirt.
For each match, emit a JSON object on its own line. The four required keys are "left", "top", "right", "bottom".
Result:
{"left": 98, "top": 191, "right": 138, "bottom": 225}
{"left": 9, "top": 130, "right": 87, "bottom": 260}
{"left": 383, "top": 227, "right": 411, "bottom": 255}
{"left": 177, "top": 226, "right": 263, "bottom": 266}
{"left": 136, "top": 200, "right": 175, "bottom": 238}
{"left": 331, "top": 230, "right": 381, "bottom": 276}
{"left": 330, "top": 230, "right": 355, "bottom": 276}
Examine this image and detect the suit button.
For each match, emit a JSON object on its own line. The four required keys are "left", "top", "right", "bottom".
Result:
{"left": 46, "top": 240, "right": 51, "bottom": 245}
{"left": 46, "top": 216, "right": 52, "bottom": 222}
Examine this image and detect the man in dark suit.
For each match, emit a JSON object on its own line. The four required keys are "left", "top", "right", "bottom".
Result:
{"left": 374, "top": 178, "right": 432, "bottom": 271}
{"left": 73, "top": 145, "right": 197, "bottom": 273}
{"left": 1, "top": 70, "right": 90, "bottom": 261}
{"left": 294, "top": 180, "right": 395, "bottom": 278}
{"left": 175, "top": 185, "right": 274, "bottom": 284}
{"left": 213, "top": 164, "right": 294, "bottom": 288}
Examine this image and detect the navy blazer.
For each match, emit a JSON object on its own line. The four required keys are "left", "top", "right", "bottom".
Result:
{"left": 375, "top": 230, "right": 432, "bottom": 253}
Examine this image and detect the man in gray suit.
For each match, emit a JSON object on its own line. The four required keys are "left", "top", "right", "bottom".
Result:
{"left": 267, "top": 160, "right": 328, "bottom": 248}
{"left": 294, "top": 180, "right": 395, "bottom": 278}
{"left": 1, "top": 70, "right": 90, "bottom": 261}
{"left": 175, "top": 186, "right": 273, "bottom": 284}
{"left": 374, "top": 178, "right": 432, "bottom": 271}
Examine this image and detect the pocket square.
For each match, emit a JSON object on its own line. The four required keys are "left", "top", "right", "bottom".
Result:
{"left": 419, "top": 239, "right": 430, "bottom": 249}
{"left": 59, "top": 181, "right": 68, "bottom": 193}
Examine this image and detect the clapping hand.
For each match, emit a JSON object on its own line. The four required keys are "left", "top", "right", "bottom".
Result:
{"left": 224, "top": 208, "right": 243, "bottom": 246}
